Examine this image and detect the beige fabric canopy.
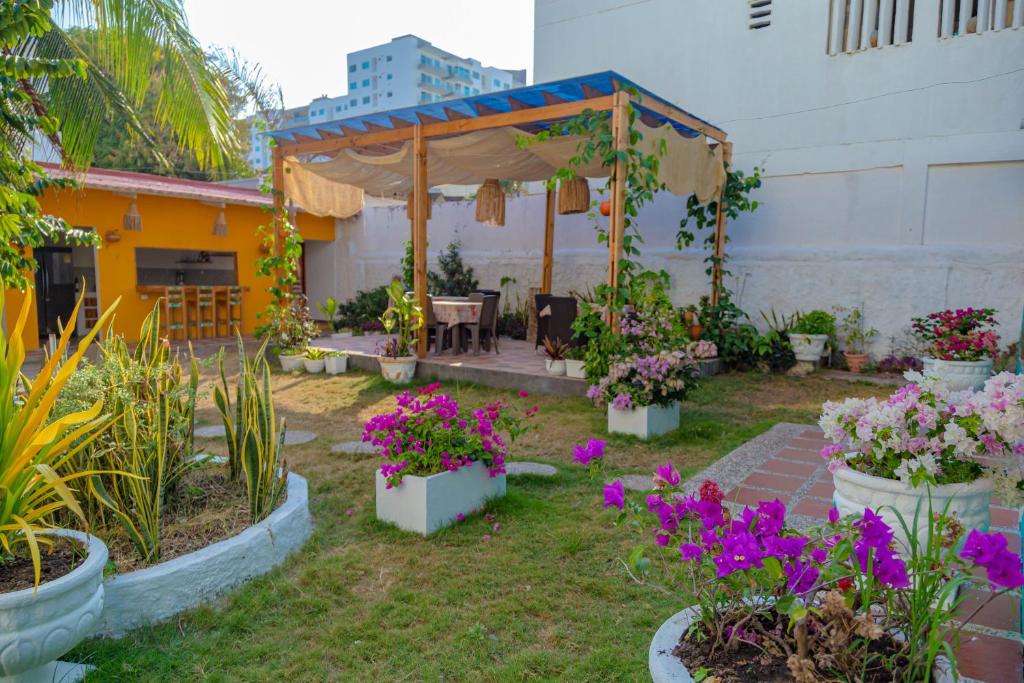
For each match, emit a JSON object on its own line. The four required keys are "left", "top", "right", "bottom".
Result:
{"left": 284, "top": 120, "right": 725, "bottom": 217}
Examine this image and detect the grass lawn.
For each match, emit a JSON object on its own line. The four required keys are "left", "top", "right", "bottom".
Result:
{"left": 72, "top": 362, "right": 889, "bottom": 682}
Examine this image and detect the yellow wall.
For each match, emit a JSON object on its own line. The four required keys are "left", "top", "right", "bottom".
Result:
{"left": 4, "top": 185, "right": 335, "bottom": 350}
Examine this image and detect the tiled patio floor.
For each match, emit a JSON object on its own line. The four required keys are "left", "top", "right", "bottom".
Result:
{"left": 697, "top": 424, "right": 1022, "bottom": 683}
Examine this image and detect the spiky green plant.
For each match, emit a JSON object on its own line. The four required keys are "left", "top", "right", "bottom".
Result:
{"left": 214, "top": 336, "right": 287, "bottom": 524}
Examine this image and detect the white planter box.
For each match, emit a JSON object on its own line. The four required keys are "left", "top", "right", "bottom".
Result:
{"left": 564, "top": 359, "right": 586, "bottom": 379}
{"left": 379, "top": 356, "right": 417, "bottom": 383}
{"left": 325, "top": 355, "right": 348, "bottom": 375}
{"left": 608, "top": 402, "right": 679, "bottom": 440}
{"left": 545, "top": 359, "right": 566, "bottom": 376}
{"left": 303, "top": 359, "right": 325, "bottom": 373}
{"left": 833, "top": 467, "right": 992, "bottom": 551}
{"left": 927, "top": 358, "right": 992, "bottom": 391}
{"left": 0, "top": 530, "right": 106, "bottom": 682}
{"left": 97, "top": 473, "right": 312, "bottom": 637}
{"left": 375, "top": 461, "right": 506, "bottom": 536}
{"left": 789, "top": 333, "right": 828, "bottom": 362}
{"left": 279, "top": 354, "right": 304, "bottom": 372}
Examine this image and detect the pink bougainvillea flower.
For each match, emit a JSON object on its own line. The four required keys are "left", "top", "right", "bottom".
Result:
{"left": 960, "top": 530, "right": 1024, "bottom": 589}
{"left": 679, "top": 543, "right": 703, "bottom": 560}
{"left": 828, "top": 506, "right": 840, "bottom": 524}
{"left": 603, "top": 480, "right": 625, "bottom": 510}
{"left": 653, "top": 463, "right": 681, "bottom": 488}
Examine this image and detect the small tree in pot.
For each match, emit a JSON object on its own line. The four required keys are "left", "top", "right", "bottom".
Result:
{"left": 838, "top": 306, "right": 878, "bottom": 373}
{"left": 377, "top": 280, "right": 423, "bottom": 384}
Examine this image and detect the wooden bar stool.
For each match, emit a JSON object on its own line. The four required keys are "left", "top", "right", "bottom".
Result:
{"left": 196, "top": 286, "right": 216, "bottom": 338}
{"left": 162, "top": 286, "right": 187, "bottom": 340}
{"left": 215, "top": 286, "right": 243, "bottom": 336}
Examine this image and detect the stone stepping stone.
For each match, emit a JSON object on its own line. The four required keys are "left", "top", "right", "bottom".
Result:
{"left": 284, "top": 430, "right": 317, "bottom": 446}
{"left": 331, "top": 441, "right": 377, "bottom": 455}
{"left": 619, "top": 474, "right": 651, "bottom": 492}
{"left": 195, "top": 425, "right": 226, "bottom": 439}
{"left": 505, "top": 462, "right": 557, "bottom": 477}
{"left": 190, "top": 453, "right": 227, "bottom": 465}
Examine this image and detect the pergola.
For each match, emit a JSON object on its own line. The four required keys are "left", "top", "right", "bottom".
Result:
{"left": 266, "top": 71, "right": 731, "bottom": 358}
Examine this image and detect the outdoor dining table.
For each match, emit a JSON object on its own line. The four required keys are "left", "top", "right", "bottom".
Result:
{"left": 432, "top": 297, "right": 482, "bottom": 355}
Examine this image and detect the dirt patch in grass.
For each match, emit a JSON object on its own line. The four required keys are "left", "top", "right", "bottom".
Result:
{"left": 0, "top": 536, "right": 85, "bottom": 593}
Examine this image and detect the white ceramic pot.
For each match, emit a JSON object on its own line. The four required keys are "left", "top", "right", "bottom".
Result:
{"left": 564, "top": 359, "right": 586, "bottom": 379}
{"left": 649, "top": 605, "right": 953, "bottom": 683}
{"left": 789, "top": 333, "right": 829, "bottom": 362}
{"left": 379, "top": 356, "right": 417, "bottom": 384}
{"left": 279, "top": 354, "right": 304, "bottom": 372}
{"left": 927, "top": 358, "right": 992, "bottom": 391}
{"left": 0, "top": 530, "right": 106, "bottom": 683}
{"left": 325, "top": 355, "right": 348, "bottom": 375}
{"left": 545, "top": 359, "right": 566, "bottom": 376}
{"left": 303, "top": 358, "right": 325, "bottom": 373}
{"left": 608, "top": 402, "right": 679, "bottom": 440}
{"left": 833, "top": 466, "right": 992, "bottom": 550}
{"left": 375, "top": 461, "right": 506, "bottom": 536}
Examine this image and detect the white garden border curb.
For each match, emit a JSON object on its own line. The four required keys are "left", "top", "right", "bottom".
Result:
{"left": 97, "top": 472, "right": 312, "bottom": 638}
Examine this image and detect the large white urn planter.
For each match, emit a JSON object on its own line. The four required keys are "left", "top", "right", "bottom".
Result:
{"left": 379, "top": 356, "right": 417, "bottom": 384}
{"left": 325, "top": 354, "right": 348, "bottom": 375}
{"left": 278, "top": 353, "right": 304, "bottom": 373}
{"left": 608, "top": 402, "right": 679, "bottom": 440}
{"left": 649, "top": 605, "right": 953, "bottom": 683}
{"left": 789, "top": 333, "right": 829, "bottom": 362}
{"left": 927, "top": 358, "right": 992, "bottom": 392}
{"left": 564, "top": 359, "right": 586, "bottom": 379}
{"left": 0, "top": 530, "right": 106, "bottom": 683}
{"left": 375, "top": 461, "right": 506, "bottom": 536}
{"left": 833, "top": 467, "right": 992, "bottom": 549}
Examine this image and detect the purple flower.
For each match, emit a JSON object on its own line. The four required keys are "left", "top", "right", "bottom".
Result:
{"left": 765, "top": 535, "right": 807, "bottom": 560}
{"left": 873, "top": 547, "right": 910, "bottom": 588}
{"left": 755, "top": 499, "right": 786, "bottom": 537}
{"left": 811, "top": 548, "right": 827, "bottom": 564}
{"left": 611, "top": 393, "right": 633, "bottom": 411}
{"left": 603, "top": 480, "right": 625, "bottom": 510}
{"left": 572, "top": 438, "right": 606, "bottom": 466}
{"left": 696, "top": 499, "right": 725, "bottom": 530}
{"left": 679, "top": 543, "right": 703, "bottom": 560}
{"left": 961, "top": 530, "right": 1024, "bottom": 589}
{"left": 713, "top": 531, "right": 763, "bottom": 576}
{"left": 854, "top": 508, "right": 894, "bottom": 550}
{"left": 828, "top": 507, "right": 840, "bottom": 524}
{"left": 784, "top": 559, "right": 820, "bottom": 594}
{"left": 655, "top": 533, "right": 671, "bottom": 547}
{"left": 653, "top": 463, "right": 681, "bottom": 488}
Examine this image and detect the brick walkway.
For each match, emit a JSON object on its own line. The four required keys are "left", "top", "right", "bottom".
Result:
{"left": 712, "top": 424, "right": 1022, "bottom": 683}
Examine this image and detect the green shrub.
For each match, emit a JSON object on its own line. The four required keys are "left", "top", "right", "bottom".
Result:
{"left": 337, "top": 286, "right": 389, "bottom": 330}
{"left": 793, "top": 309, "right": 836, "bottom": 337}
{"left": 428, "top": 240, "right": 478, "bottom": 296}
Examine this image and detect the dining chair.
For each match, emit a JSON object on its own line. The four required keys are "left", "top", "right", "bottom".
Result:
{"left": 425, "top": 295, "right": 449, "bottom": 355}
{"left": 460, "top": 294, "right": 499, "bottom": 355}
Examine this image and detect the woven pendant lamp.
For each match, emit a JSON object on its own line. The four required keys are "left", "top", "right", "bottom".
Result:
{"left": 406, "top": 192, "right": 432, "bottom": 220}
{"left": 558, "top": 176, "right": 590, "bottom": 215}
{"left": 474, "top": 178, "right": 505, "bottom": 226}
{"left": 122, "top": 198, "right": 143, "bottom": 231}
{"left": 212, "top": 209, "right": 228, "bottom": 236}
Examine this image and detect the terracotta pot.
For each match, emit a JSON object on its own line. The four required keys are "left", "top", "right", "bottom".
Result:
{"left": 599, "top": 199, "right": 611, "bottom": 216}
{"left": 844, "top": 352, "right": 869, "bottom": 373}
{"left": 682, "top": 310, "right": 695, "bottom": 324}
{"left": 687, "top": 323, "right": 703, "bottom": 340}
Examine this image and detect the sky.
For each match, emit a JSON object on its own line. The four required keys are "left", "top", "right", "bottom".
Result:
{"left": 183, "top": 0, "right": 535, "bottom": 109}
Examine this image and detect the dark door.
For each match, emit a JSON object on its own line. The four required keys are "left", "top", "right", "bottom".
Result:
{"left": 34, "top": 247, "right": 77, "bottom": 338}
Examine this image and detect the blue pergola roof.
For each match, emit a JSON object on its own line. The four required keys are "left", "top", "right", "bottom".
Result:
{"left": 266, "top": 71, "right": 720, "bottom": 145}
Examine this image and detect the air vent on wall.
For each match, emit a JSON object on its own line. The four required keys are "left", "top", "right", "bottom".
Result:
{"left": 749, "top": 0, "right": 772, "bottom": 29}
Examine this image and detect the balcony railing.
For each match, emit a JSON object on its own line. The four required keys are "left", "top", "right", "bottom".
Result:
{"left": 828, "top": 0, "right": 915, "bottom": 54}
{"left": 939, "top": 0, "right": 1023, "bottom": 37}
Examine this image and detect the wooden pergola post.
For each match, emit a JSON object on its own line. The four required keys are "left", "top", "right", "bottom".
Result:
{"left": 271, "top": 149, "right": 287, "bottom": 296}
{"left": 412, "top": 125, "right": 429, "bottom": 358}
{"left": 710, "top": 141, "right": 733, "bottom": 307}
{"left": 606, "top": 90, "right": 630, "bottom": 327}
{"left": 541, "top": 187, "right": 555, "bottom": 293}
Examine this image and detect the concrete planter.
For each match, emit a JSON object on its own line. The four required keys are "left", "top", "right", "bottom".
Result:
{"left": 0, "top": 530, "right": 106, "bottom": 683}
{"left": 789, "top": 333, "right": 829, "bottom": 362}
{"left": 545, "top": 359, "right": 566, "bottom": 376}
{"left": 303, "top": 358, "right": 325, "bottom": 373}
{"left": 375, "top": 461, "right": 506, "bottom": 536}
{"left": 325, "top": 355, "right": 348, "bottom": 375}
{"left": 928, "top": 358, "right": 992, "bottom": 391}
{"left": 564, "top": 359, "right": 586, "bottom": 379}
{"left": 279, "top": 354, "right": 304, "bottom": 372}
{"left": 833, "top": 467, "right": 992, "bottom": 550}
{"left": 608, "top": 402, "right": 679, "bottom": 440}
{"left": 97, "top": 473, "right": 312, "bottom": 638}
{"left": 379, "top": 356, "right": 417, "bottom": 384}
{"left": 649, "top": 606, "right": 953, "bottom": 683}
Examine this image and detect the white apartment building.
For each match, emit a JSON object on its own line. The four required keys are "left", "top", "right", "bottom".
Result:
{"left": 245, "top": 35, "right": 526, "bottom": 171}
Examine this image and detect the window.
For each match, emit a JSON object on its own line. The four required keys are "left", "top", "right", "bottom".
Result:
{"left": 433, "top": 58, "right": 440, "bottom": 68}
{"left": 434, "top": 77, "right": 440, "bottom": 86}
{"left": 350, "top": 81, "right": 357, "bottom": 90}
{"left": 386, "top": 73, "right": 392, "bottom": 80}
{"left": 472, "top": 88, "right": 480, "bottom": 95}
{"left": 463, "top": 86, "right": 470, "bottom": 95}
{"left": 828, "top": 0, "right": 915, "bottom": 54}
{"left": 362, "top": 96, "right": 370, "bottom": 104}
{"left": 938, "top": 0, "right": 1022, "bottom": 36}
{"left": 335, "top": 105, "right": 342, "bottom": 112}
{"left": 350, "top": 99, "right": 357, "bottom": 106}
{"left": 386, "top": 55, "right": 392, "bottom": 62}
{"left": 362, "top": 79, "right": 369, "bottom": 87}
{"left": 361, "top": 61, "right": 369, "bottom": 69}
{"left": 472, "top": 70, "right": 479, "bottom": 79}
{"left": 348, "top": 64, "right": 356, "bottom": 73}
{"left": 493, "top": 79, "right": 501, "bottom": 88}
{"left": 387, "top": 91, "right": 393, "bottom": 97}
{"left": 135, "top": 248, "right": 237, "bottom": 286}
{"left": 749, "top": 0, "right": 771, "bottom": 29}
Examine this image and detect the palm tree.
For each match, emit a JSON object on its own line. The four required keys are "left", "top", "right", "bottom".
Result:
{"left": 8, "top": 0, "right": 237, "bottom": 170}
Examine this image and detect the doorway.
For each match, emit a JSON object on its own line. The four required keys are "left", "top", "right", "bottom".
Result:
{"left": 34, "top": 247, "right": 77, "bottom": 338}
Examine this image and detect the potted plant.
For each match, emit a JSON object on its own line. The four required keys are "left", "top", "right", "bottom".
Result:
{"left": 257, "top": 296, "right": 319, "bottom": 371}
{"left": 564, "top": 344, "right": 586, "bottom": 379}
{"left": 278, "top": 346, "right": 305, "bottom": 372}
{"left": 317, "top": 296, "right": 350, "bottom": 338}
{"left": 303, "top": 347, "right": 327, "bottom": 373}
{"left": 819, "top": 371, "right": 1023, "bottom": 549}
{"left": 543, "top": 336, "right": 568, "bottom": 376}
{"left": 586, "top": 350, "right": 698, "bottom": 439}
{"left": 680, "top": 304, "right": 698, "bottom": 325}
{"left": 1, "top": 290, "right": 117, "bottom": 681}
{"left": 838, "top": 306, "right": 878, "bottom": 373}
{"left": 377, "top": 279, "right": 423, "bottom": 384}
{"left": 590, "top": 463, "right": 1023, "bottom": 683}
{"left": 362, "top": 384, "right": 537, "bottom": 535}
{"left": 789, "top": 309, "right": 835, "bottom": 362}
{"left": 324, "top": 350, "right": 348, "bottom": 375}
{"left": 912, "top": 308, "right": 999, "bottom": 390}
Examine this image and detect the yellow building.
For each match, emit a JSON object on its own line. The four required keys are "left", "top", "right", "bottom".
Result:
{"left": 5, "top": 165, "right": 337, "bottom": 350}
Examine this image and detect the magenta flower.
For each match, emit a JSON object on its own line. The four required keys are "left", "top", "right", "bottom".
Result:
{"left": 828, "top": 506, "right": 840, "bottom": 524}
{"left": 653, "top": 463, "right": 681, "bottom": 488}
{"left": 713, "top": 531, "right": 764, "bottom": 576}
{"left": 571, "top": 438, "right": 606, "bottom": 466}
{"left": 961, "top": 530, "right": 1024, "bottom": 589}
{"left": 783, "top": 559, "right": 820, "bottom": 594}
{"left": 854, "top": 508, "right": 894, "bottom": 549}
{"left": 679, "top": 543, "right": 703, "bottom": 560}
{"left": 603, "top": 480, "right": 625, "bottom": 510}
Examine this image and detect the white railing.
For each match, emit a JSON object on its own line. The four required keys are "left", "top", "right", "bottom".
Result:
{"left": 828, "top": 0, "right": 914, "bottom": 54}
{"left": 939, "top": 0, "right": 1024, "bottom": 37}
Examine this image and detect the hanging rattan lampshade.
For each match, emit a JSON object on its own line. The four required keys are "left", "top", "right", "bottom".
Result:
{"left": 406, "top": 192, "right": 432, "bottom": 220}
{"left": 474, "top": 178, "right": 505, "bottom": 226}
{"left": 557, "top": 176, "right": 590, "bottom": 215}
{"left": 212, "top": 209, "right": 228, "bottom": 236}
{"left": 122, "top": 198, "right": 143, "bottom": 231}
